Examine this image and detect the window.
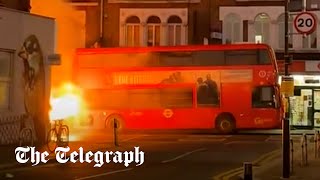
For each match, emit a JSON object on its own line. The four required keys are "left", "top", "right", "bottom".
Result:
{"left": 160, "top": 87, "right": 193, "bottom": 108}
{"left": 277, "top": 13, "right": 293, "bottom": 49}
{"left": 224, "top": 13, "right": 241, "bottom": 43}
{"left": 0, "top": 50, "right": 13, "bottom": 110}
{"left": 125, "top": 16, "right": 141, "bottom": 47}
{"left": 147, "top": 16, "right": 161, "bottom": 46}
{"left": 167, "top": 16, "right": 182, "bottom": 46}
{"left": 303, "top": 30, "right": 317, "bottom": 49}
{"left": 252, "top": 86, "right": 275, "bottom": 108}
{"left": 254, "top": 13, "right": 270, "bottom": 44}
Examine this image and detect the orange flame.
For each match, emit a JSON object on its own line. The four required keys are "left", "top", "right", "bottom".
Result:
{"left": 49, "top": 83, "right": 86, "bottom": 121}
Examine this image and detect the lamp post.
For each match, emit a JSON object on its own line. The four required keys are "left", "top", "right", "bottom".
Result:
{"left": 282, "top": 0, "right": 290, "bottom": 178}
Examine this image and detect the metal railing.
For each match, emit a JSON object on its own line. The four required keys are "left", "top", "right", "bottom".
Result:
{"left": 290, "top": 138, "right": 294, "bottom": 174}
{"left": 300, "top": 133, "right": 308, "bottom": 166}
{"left": 315, "top": 130, "right": 320, "bottom": 159}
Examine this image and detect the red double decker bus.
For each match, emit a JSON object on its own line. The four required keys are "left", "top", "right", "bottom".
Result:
{"left": 73, "top": 43, "right": 282, "bottom": 133}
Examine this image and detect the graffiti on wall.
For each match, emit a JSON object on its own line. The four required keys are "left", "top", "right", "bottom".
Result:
{"left": 18, "top": 34, "right": 47, "bottom": 142}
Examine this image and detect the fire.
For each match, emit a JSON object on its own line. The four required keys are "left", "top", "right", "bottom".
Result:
{"left": 49, "top": 83, "right": 86, "bottom": 121}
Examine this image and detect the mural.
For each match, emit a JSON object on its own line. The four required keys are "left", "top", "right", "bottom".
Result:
{"left": 18, "top": 34, "right": 47, "bottom": 143}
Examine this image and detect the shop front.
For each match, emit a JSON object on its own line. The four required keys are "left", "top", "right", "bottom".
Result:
{"left": 279, "top": 60, "right": 320, "bottom": 129}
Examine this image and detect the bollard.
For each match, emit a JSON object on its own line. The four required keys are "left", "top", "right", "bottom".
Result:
{"left": 304, "top": 134, "right": 308, "bottom": 166}
{"left": 290, "top": 139, "right": 294, "bottom": 174}
{"left": 243, "top": 162, "right": 253, "bottom": 180}
{"left": 113, "top": 118, "right": 119, "bottom": 147}
{"left": 315, "top": 130, "right": 318, "bottom": 158}
{"left": 316, "top": 131, "right": 320, "bottom": 158}
{"left": 300, "top": 134, "right": 305, "bottom": 166}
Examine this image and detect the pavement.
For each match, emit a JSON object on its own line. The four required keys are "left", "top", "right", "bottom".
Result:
{"left": 222, "top": 133, "right": 320, "bottom": 180}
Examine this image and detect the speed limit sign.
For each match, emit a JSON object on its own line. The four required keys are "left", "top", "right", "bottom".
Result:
{"left": 294, "top": 12, "right": 317, "bottom": 35}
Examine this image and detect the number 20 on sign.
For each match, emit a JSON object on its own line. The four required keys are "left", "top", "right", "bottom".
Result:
{"left": 294, "top": 12, "right": 317, "bottom": 35}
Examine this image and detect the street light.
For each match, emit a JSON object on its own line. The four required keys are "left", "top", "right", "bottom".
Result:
{"left": 282, "top": 0, "right": 290, "bottom": 178}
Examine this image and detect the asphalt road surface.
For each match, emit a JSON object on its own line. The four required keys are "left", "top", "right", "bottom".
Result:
{"left": 0, "top": 129, "right": 283, "bottom": 180}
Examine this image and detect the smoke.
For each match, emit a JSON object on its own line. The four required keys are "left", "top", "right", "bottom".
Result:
{"left": 30, "top": 0, "right": 85, "bottom": 87}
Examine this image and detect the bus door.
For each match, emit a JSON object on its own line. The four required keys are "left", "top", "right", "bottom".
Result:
{"left": 251, "top": 85, "right": 279, "bottom": 128}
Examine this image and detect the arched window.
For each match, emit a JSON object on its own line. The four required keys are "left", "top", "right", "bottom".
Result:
{"left": 302, "top": 15, "right": 317, "bottom": 49}
{"left": 277, "top": 14, "right": 293, "bottom": 49}
{"left": 147, "top": 16, "right": 161, "bottom": 46}
{"left": 224, "top": 13, "right": 241, "bottom": 43}
{"left": 167, "top": 15, "right": 182, "bottom": 46}
{"left": 254, "top": 13, "right": 270, "bottom": 44}
{"left": 125, "top": 16, "right": 140, "bottom": 47}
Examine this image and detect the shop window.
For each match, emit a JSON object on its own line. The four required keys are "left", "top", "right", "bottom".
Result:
{"left": 0, "top": 50, "right": 13, "bottom": 110}
{"left": 252, "top": 86, "right": 274, "bottom": 108}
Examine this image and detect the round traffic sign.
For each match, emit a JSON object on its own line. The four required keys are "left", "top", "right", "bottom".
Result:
{"left": 294, "top": 12, "right": 317, "bottom": 35}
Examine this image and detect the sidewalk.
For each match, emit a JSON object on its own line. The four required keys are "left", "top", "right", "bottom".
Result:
{"left": 251, "top": 134, "right": 320, "bottom": 180}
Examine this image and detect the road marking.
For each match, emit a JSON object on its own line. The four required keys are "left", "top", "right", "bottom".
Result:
{"left": 177, "top": 138, "right": 226, "bottom": 142}
{"left": 221, "top": 166, "right": 259, "bottom": 180}
{"left": 122, "top": 135, "right": 147, "bottom": 142}
{"left": 212, "top": 148, "right": 281, "bottom": 180}
{"left": 186, "top": 135, "right": 232, "bottom": 138}
{"left": 161, "top": 148, "right": 207, "bottom": 163}
{"left": 224, "top": 141, "right": 266, "bottom": 145}
{"left": 265, "top": 136, "right": 281, "bottom": 142}
{"left": 74, "top": 168, "right": 133, "bottom": 180}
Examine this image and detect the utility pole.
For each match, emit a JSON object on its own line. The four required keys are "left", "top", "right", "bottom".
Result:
{"left": 282, "top": 0, "right": 290, "bottom": 178}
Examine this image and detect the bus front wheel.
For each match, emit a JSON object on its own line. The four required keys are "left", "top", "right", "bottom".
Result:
{"left": 215, "top": 114, "right": 235, "bottom": 134}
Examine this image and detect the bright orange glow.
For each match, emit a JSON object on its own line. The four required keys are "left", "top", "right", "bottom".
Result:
{"left": 31, "top": 0, "right": 85, "bottom": 88}
{"left": 49, "top": 83, "right": 86, "bottom": 121}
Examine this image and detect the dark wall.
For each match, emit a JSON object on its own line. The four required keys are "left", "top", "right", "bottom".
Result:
{"left": 1, "top": 0, "right": 30, "bottom": 12}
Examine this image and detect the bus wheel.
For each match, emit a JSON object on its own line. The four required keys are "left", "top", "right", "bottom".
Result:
{"left": 105, "top": 114, "right": 124, "bottom": 131}
{"left": 216, "top": 114, "right": 235, "bottom": 134}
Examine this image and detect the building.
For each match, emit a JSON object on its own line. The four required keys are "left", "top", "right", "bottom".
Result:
{"left": 71, "top": 0, "right": 320, "bottom": 129}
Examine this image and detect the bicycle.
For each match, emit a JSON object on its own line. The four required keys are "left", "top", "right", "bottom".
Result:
{"left": 19, "top": 114, "right": 34, "bottom": 147}
{"left": 47, "top": 119, "right": 69, "bottom": 153}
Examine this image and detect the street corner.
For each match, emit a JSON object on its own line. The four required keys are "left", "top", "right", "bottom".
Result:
{"left": 212, "top": 149, "right": 282, "bottom": 180}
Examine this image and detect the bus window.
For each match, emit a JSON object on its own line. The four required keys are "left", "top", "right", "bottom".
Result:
{"left": 192, "top": 51, "right": 225, "bottom": 66}
{"left": 160, "top": 87, "right": 193, "bottom": 108}
{"left": 257, "top": 50, "right": 271, "bottom": 65}
{"left": 225, "top": 50, "right": 257, "bottom": 65}
{"left": 128, "top": 89, "right": 161, "bottom": 108}
{"left": 158, "top": 52, "right": 193, "bottom": 66}
{"left": 252, "top": 86, "right": 275, "bottom": 108}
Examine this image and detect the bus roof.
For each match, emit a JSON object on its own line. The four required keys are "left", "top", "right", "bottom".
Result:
{"left": 76, "top": 43, "right": 272, "bottom": 55}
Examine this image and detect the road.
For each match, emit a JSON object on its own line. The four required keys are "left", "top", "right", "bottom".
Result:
{"left": 0, "top": 129, "right": 283, "bottom": 180}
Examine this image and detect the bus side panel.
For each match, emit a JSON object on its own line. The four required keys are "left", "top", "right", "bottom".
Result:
{"left": 220, "top": 83, "right": 252, "bottom": 129}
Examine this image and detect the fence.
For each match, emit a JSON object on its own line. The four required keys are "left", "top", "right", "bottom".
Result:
{"left": 0, "top": 114, "right": 36, "bottom": 145}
